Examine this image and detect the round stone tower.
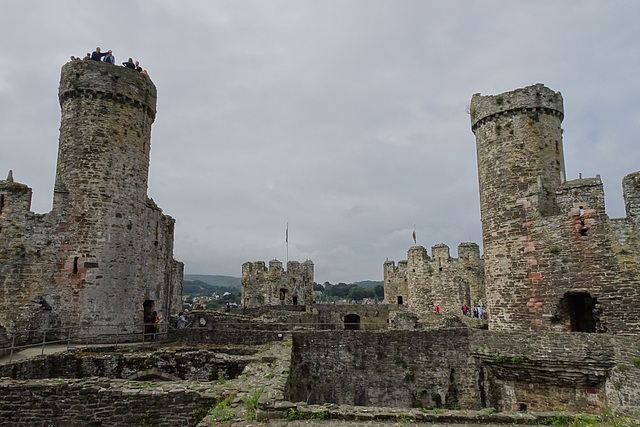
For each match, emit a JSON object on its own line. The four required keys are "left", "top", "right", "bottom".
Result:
{"left": 470, "top": 84, "right": 565, "bottom": 330}
{"left": 52, "top": 60, "right": 157, "bottom": 330}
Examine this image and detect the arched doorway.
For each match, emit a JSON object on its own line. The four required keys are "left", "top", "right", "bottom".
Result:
{"left": 344, "top": 313, "right": 361, "bottom": 330}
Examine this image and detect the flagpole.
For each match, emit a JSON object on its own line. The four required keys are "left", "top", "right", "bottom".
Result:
{"left": 286, "top": 222, "right": 289, "bottom": 264}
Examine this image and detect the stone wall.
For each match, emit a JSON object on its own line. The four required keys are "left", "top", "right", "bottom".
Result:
{"left": 311, "top": 304, "right": 390, "bottom": 330}
{"left": 286, "top": 329, "right": 640, "bottom": 417}
{"left": 387, "top": 243, "right": 484, "bottom": 319}
{"left": 0, "top": 347, "right": 254, "bottom": 381}
{"left": 287, "top": 329, "right": 478, "bottom": 409}
{"left": 0, "top": 378, "right": 218, "bottom": 427}
{"left": 241, "top": 259, "right": 314, "bottom": 308}
{"left": 0, "top": 60, "right": 182, "bottom": 341}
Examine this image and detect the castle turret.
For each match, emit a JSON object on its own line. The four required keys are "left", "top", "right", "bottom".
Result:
{"left": 471, "top": 84, "right": 565, "bottom": 330}
{"left": 51, "top": 60, "right": 158, "bottom": 329}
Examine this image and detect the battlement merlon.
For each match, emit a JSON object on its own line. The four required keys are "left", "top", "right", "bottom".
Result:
{"left": 0, "top": 177, "right": 33, "bottom": 213}
{"left": 623, "top": 171, "right": 640, "bottom": 218}
{"left": 59, "top": 60, "right": 157, "bottom": 120}
{"left": 384, "top": 260, "right": 408, "bottom": 272}
{"left": 470, "top": 83, "right": 564, "bottom": 130}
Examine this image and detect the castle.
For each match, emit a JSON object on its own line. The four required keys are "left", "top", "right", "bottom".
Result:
{"left": 385, "top": 84, "right": 640, "bottom": 334}
{"left": 1, "top": 66, "right": 639, "bottom": 422}
{"left": 0, "top": 60, "right": 183, "bottom": 338}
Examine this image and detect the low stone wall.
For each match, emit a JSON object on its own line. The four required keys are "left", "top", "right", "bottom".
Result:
{"left": 168, "top": 328, "right": 286, "bottom": 346}
{"left": 0, "top": 378, "right": 219, "bottom": 427}
{"left": 0, "top": 346, "right": 254, "bottom": 381}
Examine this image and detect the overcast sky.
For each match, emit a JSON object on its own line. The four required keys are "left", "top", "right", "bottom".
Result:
{"left": 1, "top": 1, "right": 639, "bottom": 283}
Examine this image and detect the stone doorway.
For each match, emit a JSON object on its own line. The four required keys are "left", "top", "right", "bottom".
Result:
{"left": 344, "top": 313, "right": 360, "bottom": 330}
{"left": 559, "top": 292, "right": 598, "bottom": 332}
{"left": 567, "top": 292, "right": 597, "bottom": 332}
{"left": 143, "top": 300, "right": 154, "bottom": 335}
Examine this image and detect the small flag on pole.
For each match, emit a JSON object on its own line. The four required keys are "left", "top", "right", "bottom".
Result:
{"left": 412, "top": 224, "right": 416, "bottom": 244}
{"left": 286, "top": 222, "right": 288, "bottom": 243}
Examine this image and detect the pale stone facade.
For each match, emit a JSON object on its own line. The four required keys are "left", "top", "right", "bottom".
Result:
{"left": 0, "top": 60, "right": 183, "bottom": 339}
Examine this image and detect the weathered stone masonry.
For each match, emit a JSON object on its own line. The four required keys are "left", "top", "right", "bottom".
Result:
{"left": 471, "top": 84, "right": 640, "bottom": 333}
{"left": 241, "top": 259, "right": 313, "bottom": 308}
{"left": 387, "top": 84, "right": 640, "bottom": 334}
{"left": 0, "top": 60, "right": 183, "bottom": 338}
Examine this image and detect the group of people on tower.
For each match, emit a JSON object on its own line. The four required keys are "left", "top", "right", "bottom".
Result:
{"left": 69, "top": 47, "right": 150, "bottom": 77}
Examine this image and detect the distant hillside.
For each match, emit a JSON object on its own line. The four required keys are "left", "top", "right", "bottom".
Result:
{"left": 184, "top": 274, "right": 241, "bottom": 289}
{"left": 353, "top": 280, "right": 383, "bottom": 289}
{"left": 183, "top": 279, "right": 240, "bottom": 297}
{"left": 182, "top": 274, "right": 382, "bottom": 296}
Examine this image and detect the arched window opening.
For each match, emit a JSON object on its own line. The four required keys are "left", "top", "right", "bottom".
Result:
{"left": 344, "top": 313, "right": 360, "bottom": 330}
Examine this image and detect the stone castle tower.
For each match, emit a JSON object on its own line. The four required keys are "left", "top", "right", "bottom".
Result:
{"left": 0, "top": 60, "right": 183, "bottom": 338}
{"left": 385, "top": 84, "right": 639, "bottom": 334}
{"left": 241, "top": 259, "right": 314, "bottom": 308}
{"left": 470, "top": 84, "right": 640, "bottom": 333}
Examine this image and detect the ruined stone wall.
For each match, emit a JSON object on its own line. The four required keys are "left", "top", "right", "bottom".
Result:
{"left": 470, "top": 84, "right": 640, "bottom": 333}
{"left": 404, "top": 243, "right": 484, "bottom": 319}
{"left": 0, "top": 177, "right": 60, "bottom": 331}
{"left": 287, "top": 330, "right": 478, "bottom": 409}
{"left": 470, "top": 330, "right": 640, "bottom": 417}
{"left": 0, "top": 378, "right": 217, "bottom": 427}
{"left": 286, "top": 328, "right": 639, "bottom": 416}
{"left": 383, "top": 259, "right": 408, "bottom": 305}
{"left": 0, "top": 60, "right": 182, "bottom": 339}
{"left": 0, "top": 347, "right": 253, "bottom": 382}
{"left": 241, "top": 259, "right": 314, "bottom": 307}
{"left": 142, "top": 198, "right": 184, "bottom": 324}
{"left": 312, "top": 304, "right": 390, "bottom": 330}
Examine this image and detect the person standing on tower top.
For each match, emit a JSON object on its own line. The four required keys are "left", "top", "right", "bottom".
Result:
{"left": 91, "top": 47, "right": 108, "bottom": 61}
{"left": 103, "top": 50, "right": 115, "bottom": 64}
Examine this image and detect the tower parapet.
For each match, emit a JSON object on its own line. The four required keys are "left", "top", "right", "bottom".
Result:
{"left": 470, "top": 83, "right": 563, "bottom": 130}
